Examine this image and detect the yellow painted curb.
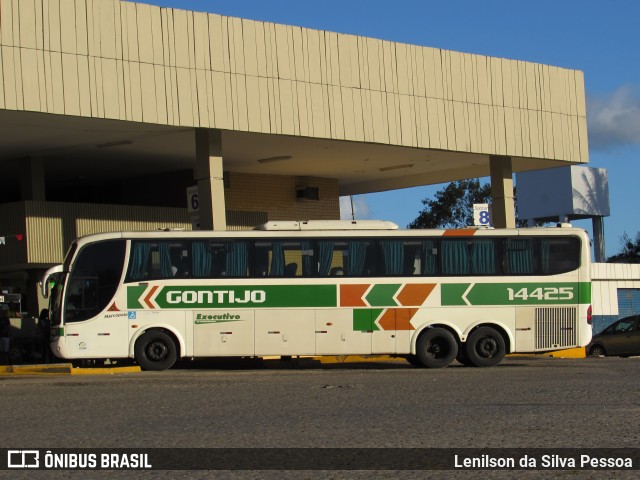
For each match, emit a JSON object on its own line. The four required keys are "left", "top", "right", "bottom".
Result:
{"left": 71, "top": 366, "right": 141, "bottom": 375}
{"left": 548, "top": 347, "right": 586, "bottom": 359}
{"left": 0, "top": 364, "right": 141, "bottom": 375}
{"left": 1, "top": 364, "right": 73, "bottom": 375}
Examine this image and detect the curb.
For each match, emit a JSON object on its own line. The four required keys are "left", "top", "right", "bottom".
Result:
{"left": 71, "top": 365, "right": 142, "bottom": 375}
{"left": 547, "top": 347, "right": 586, "bottom": 359}
{"left": 0, "top": 363, "right": 141, "bottom": 376}
{"left": 0, "top": 364, "right": 72, "bottom": 375}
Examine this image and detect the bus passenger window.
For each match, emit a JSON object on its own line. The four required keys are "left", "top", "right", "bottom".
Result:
{"left": 441, "top": 240, "right": 471, "bottom": 275}
{"left": 345, "top": 240, "right": 376, "bottom": 276}
{"left": 193, "top": 241, "right": 249, "bottom": 278}
{"left": 128, "top": 240, "right": 190, "bottom": 280}
{"left": 317, "top": 241, "right": 341, "bottom": 276}
{"left": 505, "top": 239, "right": 535, "bottom": 275}
{"left": 541, "top": 238, "right": 580, "bottom": 274}
{"left": 254, "top": 241, "right": 306, "bottom": 277}
{"left": 317, "top": 240, "right": 375, "bottom": 277}
{"left": 379, "top": 240, "right": 423, "bottom": 276}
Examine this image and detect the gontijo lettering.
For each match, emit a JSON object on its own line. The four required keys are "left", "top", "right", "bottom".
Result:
{"left": 166, "top": 290, "right": 266, "bottom": 304}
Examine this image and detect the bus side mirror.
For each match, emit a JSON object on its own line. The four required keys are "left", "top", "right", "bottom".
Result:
{"left": 41, "top": 265, "right": 64, "bottom": 299}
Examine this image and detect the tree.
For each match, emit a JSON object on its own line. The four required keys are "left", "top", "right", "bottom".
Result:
{"left": 408, "top": 179, "right": 491, "bottom": 229}
{"left": 608, "top": 232, "right": 640, "bottom": 263}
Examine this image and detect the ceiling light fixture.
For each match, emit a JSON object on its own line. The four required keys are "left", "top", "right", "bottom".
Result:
{"left": 257, "top": 155, "right": 293, "bottom": 164}
{"left": 378, "top": 163, "right": 414, "bottom": 172}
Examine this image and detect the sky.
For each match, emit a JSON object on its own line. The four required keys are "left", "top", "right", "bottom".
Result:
{"left": 141, "top": 0, "right": 640, "bottom": 257}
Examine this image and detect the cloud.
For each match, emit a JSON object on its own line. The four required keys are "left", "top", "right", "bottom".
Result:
{"left": 339, "top": 195, "right": 371, "bottom": 220}
{"left": 587, "top": 85, "right": 640, "bottom": 150}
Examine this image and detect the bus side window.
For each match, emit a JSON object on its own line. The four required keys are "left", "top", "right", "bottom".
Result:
{"left": 541, "top": 238, "right": 580, "bottom": 274}
{"left": 194, "top": 241, "right": 249, "bottom": 278}
{"left": 379, "top": 240, "right": 423, "bottom": 276}
{"left": 256, "top": 241, "right": 307, "bottom": 277}
{"left": 505, "top": 238, "right": 536, "bottom": 275}
{"left": 470, "top": 239, "right": 497, "bottom": 275}
{"left": 317, "top": 240, "right": 375, "bottom": 277}
{"left": 441, "top": 239, "right": 471, "bottom": 275}
{"left": 317, "top": 241, "right": 341, "bottom": 276}
{"left": 380, "top": 240, "right": 404, "bottom": 275}
{"left": 345, "top": 240, "right": 376, "bottom": 276}
{"left": 128, "top": 240, "right": 190, "bottom": 281}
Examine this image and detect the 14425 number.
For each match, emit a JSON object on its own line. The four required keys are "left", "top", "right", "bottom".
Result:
{"left": 506, "top": 287, "right": 574, "bottom": 302}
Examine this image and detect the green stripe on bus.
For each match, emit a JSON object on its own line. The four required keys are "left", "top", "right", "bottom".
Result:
{"left": 129, "top": 285, "right": 338, "bottom": 309}
{"left": 127, "top": 285, "right": 147, "bottom": 309}
{"left": 353, "top": 309, "right": 383, "bottom": 331}
{"left": 441, "top": 282, "right": 591, "bottom": 306}
{"left": 366, "top": 284, "right": 401, "bottom": 307}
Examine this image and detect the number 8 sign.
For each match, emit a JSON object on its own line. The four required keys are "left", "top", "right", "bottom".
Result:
{"left": 473, "top": 204, "right": 491, "bottom": 226}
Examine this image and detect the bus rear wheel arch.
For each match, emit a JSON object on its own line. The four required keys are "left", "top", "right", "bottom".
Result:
{"left": 463, "top": 326, "right": 506, "bottom": 367}
{"left": 415, "top": 327, "right": 458, "bottom": 368}
{"left": 134, "top": 329, "right": 178, "bottom": 371}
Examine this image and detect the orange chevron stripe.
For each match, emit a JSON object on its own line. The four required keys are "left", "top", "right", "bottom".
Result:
{"left": 396, "top": 308, "right": 417, "bottom": 330}
{"left": 443, "top": 228, "right": 478, "bottom": 236}
{"left": 377, "top": 308, "right": 418, "bottom": 331}
{"left": 396, "top": 284, "right": 436, "bottom": 306}
{"left": 377, "top": 309, "right": 395, "bottom": 330}
{"left": 144, "top": 285, "right": 159, "bottom": 309}
{"left": 340, "top": 284, "right": 369, "bottom": 307}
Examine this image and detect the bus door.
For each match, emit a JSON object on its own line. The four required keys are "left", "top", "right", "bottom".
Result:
{"left": 62, "top": 240, "right": 128, "bottom": 359}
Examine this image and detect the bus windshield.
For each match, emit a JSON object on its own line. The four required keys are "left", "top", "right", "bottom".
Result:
{"left": 64, "top": 240, "right": 126, "bottom": 323}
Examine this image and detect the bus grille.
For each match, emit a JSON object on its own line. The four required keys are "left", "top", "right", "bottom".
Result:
{"left": 535, "top": 307, "right": 577, "bottom": 350}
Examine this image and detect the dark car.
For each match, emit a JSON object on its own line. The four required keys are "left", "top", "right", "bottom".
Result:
{"left": 588, "top": 315, "right": 640, "bottom": 357}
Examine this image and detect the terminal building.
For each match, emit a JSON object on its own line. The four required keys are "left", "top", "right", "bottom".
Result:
{"left": 0, "top": 0, "right": 588, "bottom": 314}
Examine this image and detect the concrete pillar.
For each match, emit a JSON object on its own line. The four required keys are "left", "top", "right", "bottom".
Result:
{"left": 489, "top": 156, "right": 516, "bottom": 228}
{"left": 20, "top": 156, "right": 46, "bottom": 201}
{"left": 194, "top": 129, "right": 227, "bottom": 230}
{"left": 593, "top": 216, "right": 606, "bottom": 262}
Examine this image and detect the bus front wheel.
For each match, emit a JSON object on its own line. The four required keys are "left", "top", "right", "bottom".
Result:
{"left": 135, "top": 330, "right": 178, "bottom": 371}
{"left": 415, "top": 328, "right": 458, "bottom": 368}
{"left": 464, "top": 327, "right": 506, "bottom": 367}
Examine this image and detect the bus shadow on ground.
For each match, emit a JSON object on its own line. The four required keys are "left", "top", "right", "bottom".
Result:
{"left": 173, "top": 356, "right": 414, "bottom": 371}
{"left": 58, "top": 354, "right": 560, "bottom": 372}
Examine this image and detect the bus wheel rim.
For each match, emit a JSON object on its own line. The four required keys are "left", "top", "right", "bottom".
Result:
{"left": 428, "top": 338, "right": 448, "bottom": 358}
{"left": 147, "top": 341, "right": 168, "bottom": 361}
{"left": 477, "top": 337, "right": 498, "bottom": 358}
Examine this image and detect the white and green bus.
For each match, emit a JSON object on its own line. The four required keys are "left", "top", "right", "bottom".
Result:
{"left": 41, "top": 220, "right": 592, "bottom": 370}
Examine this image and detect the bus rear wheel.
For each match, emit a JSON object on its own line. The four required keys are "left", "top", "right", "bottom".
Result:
{"left": 135, "top": 330, "right": 178, "bottom": 371}
{"left": 464, "top": 327, "right": 505, "bottom": 367}
{"left": 415, "top": 328, "right": 458, "bottom": 368}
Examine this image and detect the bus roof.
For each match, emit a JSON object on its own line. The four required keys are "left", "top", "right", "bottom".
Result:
{"left": 68, "top": 223, "right": 589, "bottom": 247}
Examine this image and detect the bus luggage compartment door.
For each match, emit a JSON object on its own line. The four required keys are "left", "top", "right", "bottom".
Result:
{"left": 192, "top": 310, "right": 255, "bottom": 356}
{"left": 254, "top": 309, "right": 315, "bottom": 356}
